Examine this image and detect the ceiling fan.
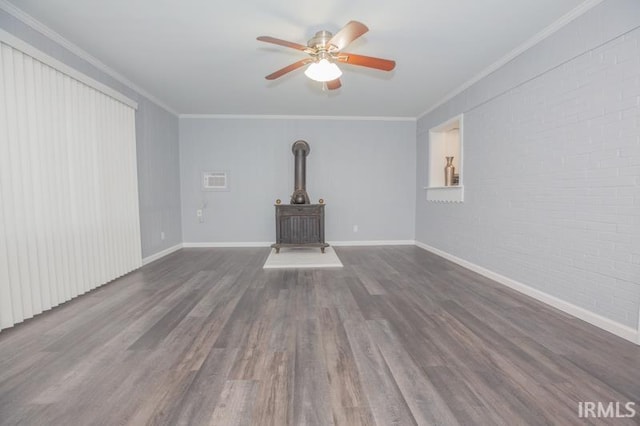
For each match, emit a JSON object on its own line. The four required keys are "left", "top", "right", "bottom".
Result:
{"left": 257, "top": 21, "right": 395, "bottom": 90}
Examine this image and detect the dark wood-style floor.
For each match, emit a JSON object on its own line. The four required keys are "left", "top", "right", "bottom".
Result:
{"left": 0, "top": 246, "right": 639, "bottom": 425}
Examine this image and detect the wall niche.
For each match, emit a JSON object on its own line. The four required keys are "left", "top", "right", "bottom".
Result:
{"left": 425, "top": 114, "right": 464, "bottom": 202}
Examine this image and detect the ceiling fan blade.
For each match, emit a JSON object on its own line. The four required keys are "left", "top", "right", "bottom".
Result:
{"left": 257, "top": 36, "right": 308, "bottom": 51}
{"left": 328, "top": 21, "right": 369, "bottom": 51}
{"left": 326, "top": 78, "right": 341, "bottom": 90}
{"left": 265, "top": 59, "right": 312, "bottom": 80}
{"left": 337, "top": 53, "right": 396, "bottom": 71}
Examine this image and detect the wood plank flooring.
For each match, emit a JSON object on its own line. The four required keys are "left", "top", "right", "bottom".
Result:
{"left": 0, "top": 246, "right": 639, "bottom": 425}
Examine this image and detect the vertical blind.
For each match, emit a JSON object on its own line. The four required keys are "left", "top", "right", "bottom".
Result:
{"left": 0, "top": 38, "right": 142, "bottom": 331}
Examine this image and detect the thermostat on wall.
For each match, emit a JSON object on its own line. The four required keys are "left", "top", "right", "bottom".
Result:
{"left": 202, "top": 171, "right": 230, "bottom": 191}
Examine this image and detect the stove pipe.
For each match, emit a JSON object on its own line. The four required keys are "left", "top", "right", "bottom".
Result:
{"left": 290, "top": 140, "right": 310, "bottom": 204}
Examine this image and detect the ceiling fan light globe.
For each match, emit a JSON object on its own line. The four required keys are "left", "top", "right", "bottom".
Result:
{"left": 304, "top": 59, "right": 342, "bottom": 82}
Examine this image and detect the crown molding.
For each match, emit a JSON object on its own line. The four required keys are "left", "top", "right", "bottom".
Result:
{"left": 0, "top": 29, "right": 138, "bottom": 109}
{"left": 417, "top": 0, "right": 604, "bottom": 120}
{"left": 0, "top": 0, "right": 179, "bottom": 116}
{"left": 180, "top": 114, "right": 416, "bottom": 122}
{"left": 1, "top": 0, "right": 604, "bottom": 121}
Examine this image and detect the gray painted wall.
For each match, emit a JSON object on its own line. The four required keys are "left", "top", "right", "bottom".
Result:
{"left": 135, "top": 100, "right": 182, "bottom": 258}
{"left": 180, "top": 118, "right": 416, "bottom": 244}
{"left": 0, "top": 10, "right": 182, "bottom": 258}
{"left": 415, "top": 0, "right": 640, "bottom": 329}
{"left": 4, "top": 0, "right": 637, "bottom": 333}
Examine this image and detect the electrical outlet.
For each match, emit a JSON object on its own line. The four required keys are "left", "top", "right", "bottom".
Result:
{"left": 196, "top": 209, "right": 202, "bottom": 217}
{"left": 353, "top": 225, "right": 358, "bottom": 233}
{"left": 160, "top": 231, "right": 165, "bottom": 241}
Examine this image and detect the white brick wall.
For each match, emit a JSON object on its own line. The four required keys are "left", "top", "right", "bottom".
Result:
{"left": 416, "top": 0, "right": 640, "bottom": 330}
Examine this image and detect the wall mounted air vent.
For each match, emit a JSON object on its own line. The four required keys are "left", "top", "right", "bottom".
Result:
{"left": 202, "top": 171, "right": 229, "bottom": 191}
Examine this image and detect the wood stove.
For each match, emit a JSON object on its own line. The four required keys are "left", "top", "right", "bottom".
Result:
{"left": 272, "top": 140, "right": 328, "bottom": 253}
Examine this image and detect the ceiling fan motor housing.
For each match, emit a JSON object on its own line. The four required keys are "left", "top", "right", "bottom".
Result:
{"left": 307, "top": 30, "right": 334, "bottom": 51}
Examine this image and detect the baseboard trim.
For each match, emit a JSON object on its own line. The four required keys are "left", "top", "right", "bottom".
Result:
{"left": 142, "top": 243, "right": 183, "bottom": 265}
{"left": 183, "top": 240, "right": 415, "bottom": 248}
{"left": 147, "top": 239, "right": 638, "bottom": 343}
{"left": 414, "top": 241, "right": 639, "bottom": 345}
{"left": 330, "top": 240, "right": 416, "bottom": 246}
{"left": 183, "top": 242, "right": 272, "bottom": 248}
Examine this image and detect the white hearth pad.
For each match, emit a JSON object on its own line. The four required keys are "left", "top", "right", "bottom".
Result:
{"left": 263, "top": 246, "right": 343, "bottom": 269}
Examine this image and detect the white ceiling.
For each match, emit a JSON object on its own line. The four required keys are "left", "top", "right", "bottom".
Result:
{"left": 9, "top": 0, "right": 588, "bottom": 117}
